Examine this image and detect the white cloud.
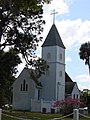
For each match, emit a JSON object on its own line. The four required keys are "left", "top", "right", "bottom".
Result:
{"left": 56, "top": 19, "right": 90, "bottom": 49}
{"left": 44, "top": 0, "right": 71, "bottom": 15}
{"left": 65, "top": 57, "right": 72, "bottom": 62}
{"left": 75, "top": 74, "right": 90, "bottom": 83}
{"left": 74, "top": 74, "right": 90, "bottom": 90}
{"left": 49, "top": 0, "right": 69, "bottom": 14}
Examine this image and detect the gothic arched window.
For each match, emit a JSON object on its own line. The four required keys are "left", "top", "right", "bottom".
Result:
{"left": 21, "top": 79, "right": 28, "bottom": 91}
{"left": 23, "top": 79, "right": 26, "bottom": 91}
{"left": 38, "top": 89, "right": 40, "bottom": 100}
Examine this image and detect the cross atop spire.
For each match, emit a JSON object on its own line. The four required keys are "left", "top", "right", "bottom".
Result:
{"left": 51, "top": 9, "right": 58, "bottom": 24}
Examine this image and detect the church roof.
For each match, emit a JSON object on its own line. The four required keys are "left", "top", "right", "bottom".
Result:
{"left": 65, "top": 72, "right": 76, "bottom": 94}
{"left": 42, "top": 24, "right": 65, "bottom": 48}
{"left": 65, "top": 72, "right": 73, "bottom": 82}
{"left": 21, "top": 68, "right": 43, "bottom": 87}
{"left": 65, "top": 82, "right": 76, "bottom": 94}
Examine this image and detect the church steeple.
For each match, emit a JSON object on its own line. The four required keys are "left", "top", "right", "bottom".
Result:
{"left": 42, "top": 24, "right": 65, "bottom": 48}
{"left": 41, "top": 23, "right": 65, "bottom": 100}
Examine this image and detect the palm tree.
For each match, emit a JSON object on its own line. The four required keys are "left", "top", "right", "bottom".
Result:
{"left": 79, "top": 42, "right": 90, "bottom": 74}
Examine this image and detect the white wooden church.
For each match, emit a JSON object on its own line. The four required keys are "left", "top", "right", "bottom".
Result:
{"left": 13, "top": 23, "right": 80, "bottom": 112}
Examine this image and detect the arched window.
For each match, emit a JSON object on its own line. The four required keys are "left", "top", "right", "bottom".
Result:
{"left": 26, "top": 84, "right": 28, "bottom": 91}
{"left": 20, "top": 79, "right": 28, "bottom": 91}
{"left": 59, "top": 54, "right": 62, "bottom": 60}
{"left": 38, "top": 89, "right": 40, "bottom": 100}
{"left": 23, "top": 79, "right": 26, "bottom": 91}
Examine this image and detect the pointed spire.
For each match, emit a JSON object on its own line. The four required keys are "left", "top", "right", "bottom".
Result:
{"left": 42, "top": 24, "right": 65, "bottom": 48}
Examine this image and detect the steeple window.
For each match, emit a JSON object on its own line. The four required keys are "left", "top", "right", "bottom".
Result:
{"left": 59, "top": 54, "right": 62, "bottom": 60}
{"left": 59, "top": 71, "right": 62, "bottom": 77}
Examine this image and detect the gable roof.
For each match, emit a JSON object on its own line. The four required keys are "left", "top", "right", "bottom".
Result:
{"left": 65, "top": 72, "right": 76, "bottom": 94}
{"left": 65, "top": 72, "right": 73, "bottom": 82}
{"left": 42, "top": 24, "right": 65, "bottom": 48}
{"left": 65, "top": 82, "right": 76, "bottom": 94}
{"left": 15, "top": 67, "right": 43, "bottom": 87}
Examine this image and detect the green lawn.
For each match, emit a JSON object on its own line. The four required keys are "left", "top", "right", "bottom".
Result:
{"left": 2, "top": 111, "right": 63, "bottom": 120}
{"left": 1, "top": 110, "right": 90, "bottom": 120}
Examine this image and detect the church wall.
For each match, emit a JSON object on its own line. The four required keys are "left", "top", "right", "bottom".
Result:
{"left": 30, "top": 99, "right": 55, "bottom": 113}
{"left": 42, "top": 46, "right": 65, "bottom": 63}
{"left": 41, "top": 46, "right": 58, "bottom": 100}
{"left": 13, "top": 68, "right": 36, "bottom": 110}
{"left": 56, "top": 63, "right": 65, "bottom": 100}
{"left": 72, "top": 83, "right": 80, "bottom": 99}
{"left": 41, "top": 63, "right": 56, "bottom": 101}
{"left": 42, "top": 46, "right": 57, "bottom": 62}
{"left": 41, "top": 46, "right": 65, "bottom": 101}
{"left": 55, "top": 46, "right": 65, "bottom": 100}
{"left": 56, "top": 46, "right": 65, "bottom": 64}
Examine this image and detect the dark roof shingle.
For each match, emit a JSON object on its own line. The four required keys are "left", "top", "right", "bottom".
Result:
{"left": 42, "top": 24, "right": 65, "bottom": 48}
{"left": 65, "top": 72, "right": 73, "bottom": 82}
{"left": 65, "top": 72, "right": 76, "bottom": 94}
{"left": 65, "top": 82, "right": 76, "bottom": 94}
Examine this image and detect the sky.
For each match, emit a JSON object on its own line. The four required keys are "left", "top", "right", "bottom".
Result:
{"left": 18, "top": 0, "right": 90, "bottom": 90}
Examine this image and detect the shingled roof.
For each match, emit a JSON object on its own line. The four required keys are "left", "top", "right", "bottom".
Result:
{"left": 65, "top": 82, "right": 76, "bottom": 94}
{"left": 42, "top": 24, "right": 65, "bottom": 48}
{"left": 65, "top": 72, "right": 76, "bottom": 94}
{"left": 65, "top": 72, "right": 73, "bottom": 82}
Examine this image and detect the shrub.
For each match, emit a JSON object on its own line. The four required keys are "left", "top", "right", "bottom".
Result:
{"left": 53, "top": 98, "right": 82, "bottom": 115}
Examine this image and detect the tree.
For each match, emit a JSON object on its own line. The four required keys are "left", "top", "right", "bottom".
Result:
{"left": 30, "top": 58, "right": 49, "bottom": 86}
{"left": 0, "top": 0, "right": 49, "bottom": 81}
{"left": 0, "top": 0, "right": 50, "bottom": 106}
{"left": 80, "top": 89, "right": 90, "bottom": 106}
{"left": 0, "top": 0, "right": 49, "bottom": 63}
{"left": 0, "top": 48, "right": 21, "bottom": 107}
{"left": 79, "top": 42, "right": 90, "bottom": 73}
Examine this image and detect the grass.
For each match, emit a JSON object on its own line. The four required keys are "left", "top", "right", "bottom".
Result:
{"left": 2, "top": 111, "right": 63, "bottom": 120}
{"left": 1, "top": 110, "right": 90, "bottom": 120}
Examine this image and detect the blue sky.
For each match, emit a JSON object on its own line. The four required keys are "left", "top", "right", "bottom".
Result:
{"left": 70, "top": 0, "right": 90, "bottom": 21}
{"left": 18, "top": 0, "right": 90, "bottom": 90}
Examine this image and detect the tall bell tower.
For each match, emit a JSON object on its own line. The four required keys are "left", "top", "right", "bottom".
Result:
{"left": 41, "top": 23, "right": 65, "bottom": 101}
